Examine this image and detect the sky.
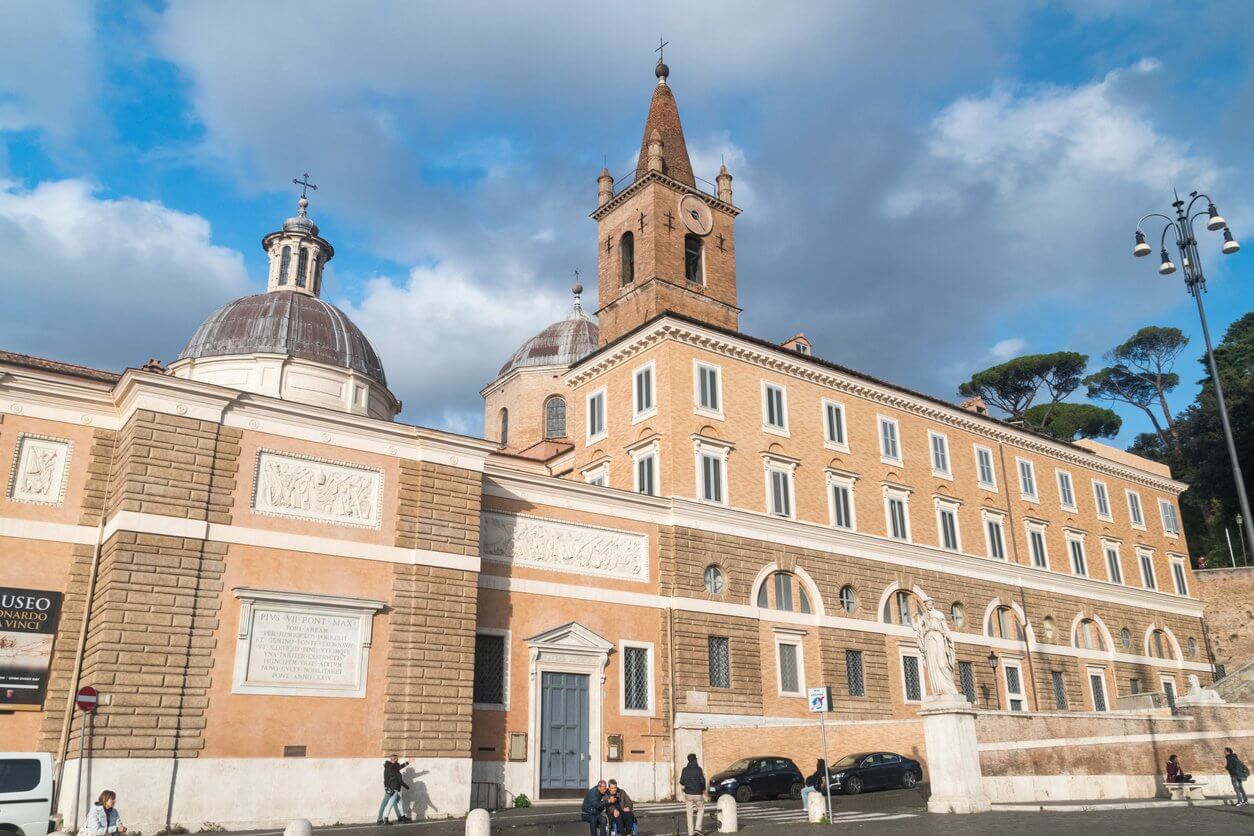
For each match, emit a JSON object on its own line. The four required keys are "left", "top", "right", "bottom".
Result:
{"left": 0, "top": 1, "right": 1250, "bottom": 443}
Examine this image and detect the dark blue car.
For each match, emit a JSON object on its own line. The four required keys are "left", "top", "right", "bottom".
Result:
{"left": 707, "top": 756, "right": 805, "bottom": 803}
{"left": 827, "top": 751, "right": 923, "bottom": 795}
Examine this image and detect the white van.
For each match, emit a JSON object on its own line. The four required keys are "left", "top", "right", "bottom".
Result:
{"left": 0, "top": 752, "right": 59, "bottom": 836}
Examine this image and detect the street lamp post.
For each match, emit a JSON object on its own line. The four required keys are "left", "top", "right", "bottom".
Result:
{"left": 987, "top": 651, "right": 1001, "bottom": 711}
{"left": 1133, "top": 191, "right": 1254, "bottom": 560}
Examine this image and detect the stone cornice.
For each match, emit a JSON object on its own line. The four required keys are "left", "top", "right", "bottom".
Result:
{"left": 589, "top": 170, "right": 741, "bottom": 221}
{"left": 566, "top": 318, "right": 1188, "bottom": 495}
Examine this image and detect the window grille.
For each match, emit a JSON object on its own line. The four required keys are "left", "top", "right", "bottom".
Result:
{"left": 708, "top": 637, "right": 730, "bottom": 688}
{"left": 845, "top": 649, "right": 865, "bottom": 697}
{"left": 902, "top": 655, "right": 921, "bottom": 701}
{"left": 1006, "top": 666, "right": 1024, "bottom": 711}
{"left": 1090, "top": 674, "right": 1107, "bottom": 712}
{"left": 959, "top": 661, "right": 976, "bottom": 704}
{"left": 1051, "top": 671, "right": 1068, "bottom": 710}
{"left": 473, "top": 633, "right": 505, "bottom": 705}
{"left": 623, "top": 646, "right": 649, "bottom": 711}
{"left": 778, "top": 643, "right": 800, "bottom": 693}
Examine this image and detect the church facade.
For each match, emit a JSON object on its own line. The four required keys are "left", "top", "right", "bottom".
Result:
{"left": 0, "top": 61, "right": 1211, "bottom": 830}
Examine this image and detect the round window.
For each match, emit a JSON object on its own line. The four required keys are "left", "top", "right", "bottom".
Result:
{"left": 839, "top": 585, "right": 857, "bottom": 614}
{"left": 1187, "top": 637, "right": 1197, "bottom": 657}
{"left": 703, "top": 565, "right": 725, "bottom": 596}
{"left": 950, "top": 602, "right": 966, "bottom": 628}
{"left": 1042, "top": 616, "right": 1056, "bottom": 641}
{"left": 1120, "top": 628, "right": 1132, "bottom": 649}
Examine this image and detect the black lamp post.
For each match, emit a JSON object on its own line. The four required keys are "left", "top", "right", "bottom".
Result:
{"left": 1133, "top": 192, "right": 1253, "bottom": 557}
{"left": 987, "top": 651, "right": 1001, "bottom": 710}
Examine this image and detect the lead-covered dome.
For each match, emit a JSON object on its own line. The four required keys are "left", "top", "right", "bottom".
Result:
{"left": 498, "top": 283, "right": 598, "bottom": 377}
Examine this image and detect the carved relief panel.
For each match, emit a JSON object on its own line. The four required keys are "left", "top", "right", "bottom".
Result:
{"left": 480, "top": 511, "right": 649, "bottom": 582}
{"left": 7, "top": 434, "right": 72, "bottom": 506}
{"left": 251, "top": 449, "right": 383, "bottom": 528}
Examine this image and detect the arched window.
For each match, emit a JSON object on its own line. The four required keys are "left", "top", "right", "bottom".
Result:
{"left": 544, "top": 396, "right": 567, "bottom": 439}
{"left": 620, "top": 232, "right": 635, "bottom": 286}
{"left": 278, "top": 246, "right": 291, "bottom": 285}
{"left": 838, "top": 585, "right": 856, "bottom": 614}
{"left": 684, "top": 234, "right": 703, "bottom": 284}
{"left": 499, "top": 408, "right": 509, "bottom": 447}
{"left": 296, "top": 247, "right": 309, "bottom": 287}
{"left": 882, "top": 588, "right": 920, "bottom": 625}
{"left": 1149, "top": 629, "right": 1171, "bottom": 659}
{"left": 757, "top": 571, "right": 811, "bottom": 614}
{"left": 1074, "top": 618, "right": 1105, "bottom": 651}
{"left": 988, "top": 605, "right": 1025, "bottom": 641}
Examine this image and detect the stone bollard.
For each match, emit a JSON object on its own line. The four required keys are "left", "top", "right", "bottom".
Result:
{"left": 717, "top": 793, "right": 738, "bottom": 833}
{"left": 807, "top": 791, "right": 826, "bottom": 823}
{"left": 465, "top": 808, "right": 490, "bottom": 836}
{"left": 283, "top": 821, "right": 313, "bottom": 836}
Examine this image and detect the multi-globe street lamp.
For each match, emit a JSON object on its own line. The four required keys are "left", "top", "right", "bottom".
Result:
{"left": 1133, "top": 192, "right": 1253, "bottom": 561}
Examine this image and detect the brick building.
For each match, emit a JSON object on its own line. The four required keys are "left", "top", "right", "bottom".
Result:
{"left": 0, "top": 60, "right": 1220, "bottom": 829}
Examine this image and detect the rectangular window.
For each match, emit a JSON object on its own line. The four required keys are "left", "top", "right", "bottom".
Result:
{"left": 938, "top": 504, "right": 960, "bottom": 551}
{"left": 1017, "top": 458, "right": 1037, "bottom": 500}
{"left": 699, "top": 452, "right": 724, "bottom": 504}
{"left": 1130, "top": 678, "right": 1141, "bottom": 695}
{"left": 586, "top": 388, "right": 606, "bottom": 441}
{"left": 777, "top": 641, "right": 802, "bottom": 695}
{"left": 985, "top": 514, "right": 1006, "bottom": 560}
{"left": 1028, "top": 524, "right": 1048, "bottom": 569}
{"left": 708, "top": 637, "right": 730, "bottom": 689}
{"left": 823, "top": 400, "right": 847, "bottom": 448}
{"left": 1127, "top": 490, "right": 1145, "bottom": 528}
{"left": 1093, "top": 481, "right": 1112, "bottom": 520}
{"left": 473, "top": 632, "right": 506, "bottom": 707}
{"left": 768, "top": 468, "right": 793, "bottom": 518}
{"left": 929, "top": 432, "right": 951, "bottom": 477}
{"left": 584, "top": 468, "right": 608, "bottom": 487}
{"left": 1051, "top": 671, "right": 1068, "bottom": 710}
{"left": 887, "top": 493, "right": 910, "bottom": 541}
{"left": 1105, "top": 546, "right": 1123, "bottom": 585}
{"left": 975, "top": 446, "right": 997, "bottom": 489}
{"left": 1159, "top": 500, "right": 1181, "bottom": 536}
{"left": 1089, "top": 670, "right": 1108, "bottom": 712}
{"left": 902, "top": 654, "right": 922, "bottom": 702}
{"left": 1068, "top": 536, "right": 1087, "bottom": 576}
{"left": 1005, "top": 663, "right": 1025, "bottom": 712}
{"left": 634, "top": 452, "right": 657, "bottom": 496}
{"left": 622, "top": 644, "right": 651, "bottom": 713}
{"left": 1162, "top": 677, "right": 1177, "bottom": 711}
{"left": 959, "top": 661, "right": 976, "bottom": 704}
{"left": 830, "top": 479, "right": 854, "bottom": 530}
{"left": 1057, "top": 470, "right": 1076, "bottom": 510}
{"left": 879, "top": 417, "right": 901, "bottom": 463}
{"left": 633, "top": 364, "right": 654, "bottom": 417}
{"left": 1171, "top": 559, "right": 1188, "bottom": 596}
{"left": 763, "top": 382, "right": 788, "bottom": 432}
{"left": 1139, "top": 551, "right": 1157, "bottom": 590}
{"left": 845, "top": 649, "right": 865, "bottom": 697}
{"left": 696, "top": 363, "right": 721, "bottom": 414}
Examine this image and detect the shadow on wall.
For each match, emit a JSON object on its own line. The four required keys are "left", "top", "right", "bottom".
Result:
{"left": 400, "top": 767, "right": 434, "bottom": 819}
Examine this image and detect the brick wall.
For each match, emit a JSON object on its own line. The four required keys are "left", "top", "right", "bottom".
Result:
{"left": 1194, "top": 567, "right": 1254, "bottom": 672}
{"left": 672, "top": 611, "right": 762, "bottom": 715}
{"left": 396, "top": 461, "right": 481, "bottom": 556}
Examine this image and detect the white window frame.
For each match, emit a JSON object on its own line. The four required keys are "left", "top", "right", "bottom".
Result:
{"left": 821, "top": 398, "right": 850, "bottom": 453}
{"left": 773, "top": 631, "right": 807, "bottom": 697}
{"left": 693, "top": 360, "right": 724, "bottom": 420}
{"left": 472, "top": 627, "right": 511, "bottom": 710}
{"left": 929, "top": 431, "right": 952, "bottom": 479}
{"left": 630, "top": 440, "right": 660, "bottom": 496}
{"left": 1126, "top": 489, "right": 1145, "bottom": 530}
{"left": 1092, "top": 480, "right": 1112, "bottom": 521}
{"left": 1103, "top": 540, "right": 1123, "bottom": 585}
{"left": 582, "top": 462, "right": 609, "bottom": 487}
{"left": 632, "top": 361, "right": 657, "bottom": 422}
{"left": 1170, "top": 555, "right": 1189, "bottom": 597}
{"left": 899, "top": 647, "right": 925, "bottom": 704}
{"left": 763, "top": 456, "right": 798, "bottom": 520}
{"left": 878, "top": 416, "right": 902, "bottom": 465}
{"left": 585, "top": 387, "right": 607, "bottom": 445}
{"left": 826, "top": 470, "right": 858, "bottom": 531}
{"left": 1087, "top": 666, "right": 1109, "bottom": 713}
{"left": 974, "top": 444, "right": 998, "bottom": 491}
{"left": 1160, "top": 674, "right": 1178, "bottom": 706}
{"left": 982, "top": 509, "right": 1007, "bottom": 560}
{"left": 936, "top": 497, "right": 962, "bottom": 552}
{"left": 1026, "top": 520, "right": 1049, "bottom": 569}
{"left": 1017, "top": 457, "right": 1038, "bottom": 501}
{"left": 1137, "top": 548, "right": 1157, "bottom": 590}
{"left": 693, "top": 437, "right": 730, "bottom": 507}
{"left": 618, "top": 639, "right": 656, "bottom": 717}
{"left": 884, "top": 485, "right": 912, "bottom": 542}
{"left": 761, "top": 380, "right": 789, "bottom": 436}
{"left": 1065, "top": 531, "right": 1088, "bottom": 577}
{"left": 1056, "top": 469, "right": 1077, "bottom": 511}
{"left": 1158, "top": 499, "right": 1181, "bottom": 538}
{"left": 1003, "top": 659, "right": 1027, "bottom": 712}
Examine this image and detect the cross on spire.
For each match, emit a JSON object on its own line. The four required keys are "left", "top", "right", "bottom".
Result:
{"left": 655, "top": 36, "right": 668, "bottom": 64}
{"left": 293, "top": 173, "right": 318, "bottom": 200}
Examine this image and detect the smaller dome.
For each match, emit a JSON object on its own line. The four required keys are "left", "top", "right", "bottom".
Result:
{"left": 282, "top": 197, "right": 320, "bottom": 236}
{"left": 498, "top": 313, "right": 598, "bottom": 377}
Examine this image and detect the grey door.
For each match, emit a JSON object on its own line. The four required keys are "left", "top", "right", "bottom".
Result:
{"left": 540, "top": 672, "right": 589, "bottom": 796}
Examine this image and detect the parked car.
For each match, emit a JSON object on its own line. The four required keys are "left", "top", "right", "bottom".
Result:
{"left": 826, "top": 751, "right": 923, "bottom": 795}
{"left": 0, "top": 752, "right": 60, "bottom": 836}
{"left": 707, "top": 756, "right": 805, "bottom": 803}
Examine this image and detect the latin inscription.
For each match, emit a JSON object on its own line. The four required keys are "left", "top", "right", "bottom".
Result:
{"left": 245, "top": 610, "right": 359, "bottom": 688}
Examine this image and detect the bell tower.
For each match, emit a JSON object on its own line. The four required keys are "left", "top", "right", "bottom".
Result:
{"left": 591, "top": 59, "right": 741, "bottom": 345}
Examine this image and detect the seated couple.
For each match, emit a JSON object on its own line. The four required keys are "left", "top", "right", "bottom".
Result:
{"left": 581, "top": 779, "right": 638, "bottom": 835}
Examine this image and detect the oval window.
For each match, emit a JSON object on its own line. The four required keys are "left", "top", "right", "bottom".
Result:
{"left": 703, "top": 565, "right": 725, "bottom": 596}
{"left": 950, "top": 602, "right": 966, "bottom": 628}
{"left": 839, "top": 585, "right": 856, "bottom": 614}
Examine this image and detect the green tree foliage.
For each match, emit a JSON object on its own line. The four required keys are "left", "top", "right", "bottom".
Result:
{"left": 958, "top": 352, "right": 1089, "bottom": 427}
{"left": 1085, "top": 326, "right": 1187, "bottom": 461}
{"left": 1024, "top": 403, "right": 1122, "bottom": 440}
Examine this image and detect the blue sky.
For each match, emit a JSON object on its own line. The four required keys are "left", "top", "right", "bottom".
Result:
{"left": 1, "top": 1, "right": 1250, "bottom": 443}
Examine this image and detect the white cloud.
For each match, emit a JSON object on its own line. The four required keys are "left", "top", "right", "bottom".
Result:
{"left": 0, "top": 2, "right": 97, "bottom": 138}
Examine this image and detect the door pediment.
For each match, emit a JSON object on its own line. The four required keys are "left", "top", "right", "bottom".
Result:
{"left": 526, "top": 621, "right": 614, "bottom": 653}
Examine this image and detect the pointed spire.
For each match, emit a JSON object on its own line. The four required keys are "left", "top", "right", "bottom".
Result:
{"left": 569, "top": 270, "right": 587, "bottom": 320}
{"left": 635, "top": 59, "right": 695, "bottom": 187}
{"left": 597, "top": 164, "right": 614, "bottom": 206}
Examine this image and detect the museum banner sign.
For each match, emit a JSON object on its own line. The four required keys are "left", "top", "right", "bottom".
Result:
{"left": 0, "top": 587, "right": 64, "bottom": 711}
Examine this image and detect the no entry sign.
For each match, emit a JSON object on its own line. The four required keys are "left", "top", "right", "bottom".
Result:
{"left": 75, "top": 685, "right": 98, "bottom": 712}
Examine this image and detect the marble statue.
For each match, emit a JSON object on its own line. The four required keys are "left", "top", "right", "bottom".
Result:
{"left": 912, "top": 596, "right": 962, "bottom": 698}
{"left": 1178, "top": 673, "right": 1226, "bottom": 705}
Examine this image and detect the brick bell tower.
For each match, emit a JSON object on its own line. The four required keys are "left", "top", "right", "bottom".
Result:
{"left": 591, "top": 58, "right": 742, "bottom": 345}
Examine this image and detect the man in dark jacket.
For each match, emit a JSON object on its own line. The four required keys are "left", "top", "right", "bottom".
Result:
{"left": 679, "top": 754, "right": 706, "bottom": 836}
{"left": 377, "top": 754, "right": 410, "bottom": 824}
{"left": 1225, "top": 747, "right": 1248, "bottom": 806}
{"left": 581, "top": 780, "right": 609, "bottom": 835}
{"left": 605, "top": 779, "right": 636, "bottom": 834}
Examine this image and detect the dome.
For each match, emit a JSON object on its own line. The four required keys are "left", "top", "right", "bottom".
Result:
{"left": 498, "top": 312, "right": 598, "bottom": 377}
{"left": 178, "top": 291, "right": 387, "bottom": 386}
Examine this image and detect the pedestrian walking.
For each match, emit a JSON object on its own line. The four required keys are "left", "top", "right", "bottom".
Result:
{"left": 679, "top": 753, "right": 706, "bottom": 836}
{"left": 376, "top": 754, "right": 410, "bottom": 824}
{"left": 85, "top": 790, "right": 126, "bottom": 836}
{"left": 1225, "top": 747, "right": 1249, "bottom": 806}
{"left": 581, "top": 780, "right": 609, "bottom": 836}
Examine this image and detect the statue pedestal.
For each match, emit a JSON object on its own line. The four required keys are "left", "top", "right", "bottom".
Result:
{"left": 918, "top": 695, "right": 991, "bottom": 814}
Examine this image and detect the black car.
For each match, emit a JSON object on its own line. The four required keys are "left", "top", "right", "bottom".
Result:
{"left": 707, "top": 756, "right": 805, "bottom": 802}
{"left": 827, "top": 751, "right": 923, "bottom": 795}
